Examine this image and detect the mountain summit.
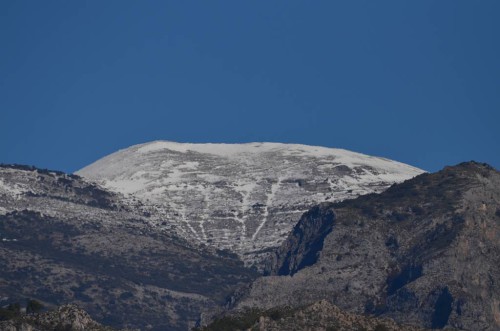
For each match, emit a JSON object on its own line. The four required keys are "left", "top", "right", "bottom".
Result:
{"left": 76, "top": 141, "right": 423, "bottom": 264}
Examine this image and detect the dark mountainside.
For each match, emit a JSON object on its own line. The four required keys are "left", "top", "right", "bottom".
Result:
{"left": 0, "top": 304, "right": 118, "bottom": 331}
{"left": 232, "top": 162, "right": 500, "bottom": 330}
{"left": 0, "top": 164, "right": 258, "bottom": 331}
{"left": 199, "top": 300, "right": 430, "bottom": 331}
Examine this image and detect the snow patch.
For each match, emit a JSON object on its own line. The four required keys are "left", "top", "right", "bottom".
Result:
{"left": 0, "top": 178, "right": 27, "bottom": 197}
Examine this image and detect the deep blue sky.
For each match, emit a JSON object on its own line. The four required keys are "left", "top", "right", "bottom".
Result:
{"left": 1, "top": 1, "right": 499, "bottom": 173}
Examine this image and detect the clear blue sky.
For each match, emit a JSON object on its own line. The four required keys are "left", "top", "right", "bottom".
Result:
{"left": 1, "top": 1, "right": 499, "bottom": 173}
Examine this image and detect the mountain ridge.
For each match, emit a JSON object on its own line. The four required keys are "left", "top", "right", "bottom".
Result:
{"left": 76, "top": 141, "right": 424, "bottom": 265}
{"left": 0, "top": 164, "right": 257, "bottom": 330}
{"left": 1, "top": 160, "right": 498, "bottom": 330}
{"left": 231, "top": 161, "right": 500, "bottom": 330}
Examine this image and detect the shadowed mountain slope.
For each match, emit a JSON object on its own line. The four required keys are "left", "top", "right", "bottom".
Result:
{"left": 234, "top": 162, "right": 500, "bottom": 330}
{"left": 0, "top": 164, "right": 258, "bottom": 331}
{"left": 199, "top": 300, "right": 430, "bottom": 331}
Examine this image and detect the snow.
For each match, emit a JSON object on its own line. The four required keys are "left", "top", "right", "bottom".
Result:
{"left": 76, "top": 141, "right": 425, "bottom": 265}
{"left": 235, "top": 181, "right": 258, "bottom": 213}
{"left": 0, "top": 206, "right": 8, "bottom": 215}
{"left": 134, "top": 140, "right": 416, "bottom": 164}
{"left": 252, "top": 178, "right": 281, "bottom": 240}
{"left": 137, "top": 141, "right": 287, "bottom": 157}
{"left": 0, "top": 177, "right": 26, "bottom": 198}
{"left": 104, "top": 175, "right": 150, "bottom": 195}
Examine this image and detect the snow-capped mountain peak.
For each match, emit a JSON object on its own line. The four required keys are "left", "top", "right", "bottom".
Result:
{"left": 76, "top": 141, "right": 424, "bottom": 264}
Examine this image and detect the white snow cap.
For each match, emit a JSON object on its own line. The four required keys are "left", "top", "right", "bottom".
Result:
{"left": 76, "top": 140, "right": 424, "bottom": 265}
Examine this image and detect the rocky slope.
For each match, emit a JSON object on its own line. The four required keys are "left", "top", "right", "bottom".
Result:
{"left": 0, "top": 164, "right": 257, "bottom": 331}
{"left": 199, "top": 300, "right": 429, "bottom": 331}
{"left": 76, "top": 141, "right": 423, "bottom": 265}
{"left": 0, "top": 304, "right": 117, "bottom": 331}
{"left": 233, "top": 162, "right": 500, "bottom": 330}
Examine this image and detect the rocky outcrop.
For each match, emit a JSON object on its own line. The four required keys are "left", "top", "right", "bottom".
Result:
{"left": 0, "top": 304, "right": 116, "bottom": 331}
{"left": 199, "top": 300, "right": 430, "bottom": 331}
{"left": 234, "top": 162, "right": 500, "bottom": 330}
{"left": 267, "top": 205, "right": 336, "bottom": 276}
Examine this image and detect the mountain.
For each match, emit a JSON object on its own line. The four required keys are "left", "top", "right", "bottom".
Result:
{"left": 231, "top": 162, "right": 500, "bottom": 330}
{"left": 76, "top": 141, "right": 423, "bottom": 265}
{"left": 2, "top": 149, "right": 497, "bottom": 330}
{"left": 0, "top": 164, "right": 257, "bottom": 331}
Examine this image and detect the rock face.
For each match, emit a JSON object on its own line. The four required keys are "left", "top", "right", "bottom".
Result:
{"left": 234, "top": 162, "right": 500, "bottom": 330}
{"left": 76, "top": 141, "right": 423, "bottom": 264}
{"left": 0, "top": 305, "right": 116, "bottom": 331}
{"left": 200, "top": 300, "right": 429, "bottom": 331}
{"left": 0, "top": 164, "right": 257, "bottom": 331}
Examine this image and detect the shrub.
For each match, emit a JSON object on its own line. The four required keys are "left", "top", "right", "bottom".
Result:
{"left": 26, "top": 299, "right": 44, "bottom": 314}
{"left": 374, "top": 324, "right": 389, "bottom": 331}
{"left": 0, "top": 302, "right": 21, "bottom": 321}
